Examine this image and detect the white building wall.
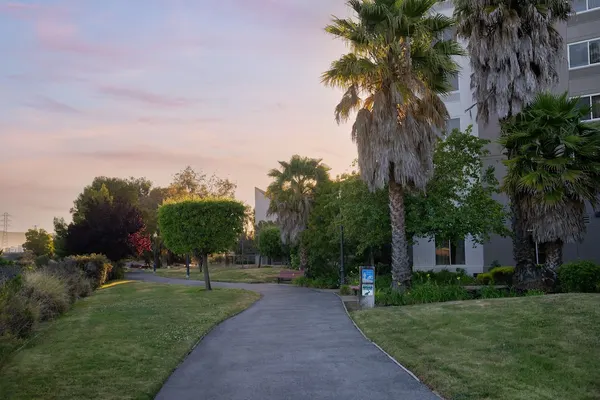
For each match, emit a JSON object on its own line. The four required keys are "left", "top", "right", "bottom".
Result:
{"left": 411, "top": 1, "right": 486, "bottom": 274}
{"left": 254, "top": 187, "right": 276, "bottom": 224}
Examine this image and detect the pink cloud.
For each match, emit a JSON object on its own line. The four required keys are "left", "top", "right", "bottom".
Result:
{"left": 98, "top": 85, "right": 197, "bottom": 108}
{"left": 25, "top": 95, "right": 79, "bottom": 114}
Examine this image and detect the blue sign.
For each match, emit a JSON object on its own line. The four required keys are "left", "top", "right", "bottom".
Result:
{"left": 362, "top": 268, "right": 374, "bottom": 284}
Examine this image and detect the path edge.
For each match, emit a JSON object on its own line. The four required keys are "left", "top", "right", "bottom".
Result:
{"left": 337, "top": 295, "right": 422, "bottom": 382}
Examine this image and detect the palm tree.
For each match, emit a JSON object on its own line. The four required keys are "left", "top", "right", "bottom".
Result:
{"left": 322, "top": 0, "right": 463, "bottom": 290}
{"left": 500, "top": 93, "right": 600, "bottom": 284}
{"left": 266, "top": 155, "right": 330, "bottom": 270}
{"left": 454, "top": 0, "right": 572, "bottom": 287}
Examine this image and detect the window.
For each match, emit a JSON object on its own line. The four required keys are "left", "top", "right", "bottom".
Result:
{"left": 446, "top": 118, "right": 461, "bottom": 133}
{"left": 449, "top": 73, "right": 459, "bottom": 92}
{"left": 575, "top": 94, "right": 600, "bottom": 121}
{"left": 568, "top": 38, "right": 600, "bottom": 69}
{"left": 573, "top": 0, "right": 600, "bottom": 12}
{"left": 435, "top": 237, "right": 466, "bottom": 266}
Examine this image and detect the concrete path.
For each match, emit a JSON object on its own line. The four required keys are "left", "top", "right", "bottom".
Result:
{"left": 127, "top": 272, "right": 440, "bottom": 400}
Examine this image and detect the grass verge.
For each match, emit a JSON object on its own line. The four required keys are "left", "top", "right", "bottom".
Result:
{"left": 0, "top": 282, "right": 260, "bottom": 399}
{"left": 154, "top": 265, "right": 290, "bottom": 283}
{"left": 352, "top": 294, "right": 600, "bottom": 400}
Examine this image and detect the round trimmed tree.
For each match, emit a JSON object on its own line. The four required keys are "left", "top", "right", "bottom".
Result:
{"left": 158, "top": 198, "right": 246, "bottom": 290}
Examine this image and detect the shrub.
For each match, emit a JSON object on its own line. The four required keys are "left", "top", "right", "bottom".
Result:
{"left": 407, "top": 281, "right": 471, "bottom": 304}
{"left": 292, "top": 276, "right": 310, "bottom": 287}
{"left": 479, "top": 285, "right": 505, "bottom": 299}
{"left": 476, "top": 272, "right": 494, "bottom": 285}
{"left": 22, "top": 270, "right": 70, "bottom": 321}
{"left": 413, "top": 269, "right": 476, "bottom": 286}
{"left": 375, "top": 288, "right": 405, "bottom": 306}
{"left": 489, "top": 266, "right": 515, "bottom": 285}
{"left": 339, "top": 285, "right": 352, "bottom": 295}
{"left": 34, "top": 255, "right": 51, "bottom": 268}
{"left": 0, "top": 277, "right": 40, "bottom": 339}
{"left": 64, "top": 254, "right": 113, "bottom": 289}
{"left": 45, "top": 262, "right": 92, "bottom": 302}
{"left": 0, "top": 258, "right": 14, "bottom": 266}
{"left": 525, "top": 289, "right": 545, "bottom": 296}
{"left": 558, "top": 260, "right": 600, "bottom": 293}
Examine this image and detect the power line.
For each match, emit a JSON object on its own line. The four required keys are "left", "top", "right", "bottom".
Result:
{"left": 1, "top": 213, "right": 11, "bottom": 250}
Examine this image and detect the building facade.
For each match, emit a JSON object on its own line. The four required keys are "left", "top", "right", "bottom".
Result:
{"left": 412, "top": 1, "right": 600, "bottom": 274}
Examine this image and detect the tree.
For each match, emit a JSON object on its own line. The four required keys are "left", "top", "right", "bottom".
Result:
{"left": 323, "top": 0, "right": 463, "bottom": 290}
{"left": 266, "top": 155, "right": 331, "bottom": 270}
{"left": 167, "top": 166, "right": 236, "bottom": 200}
{"left": 65, "top": 198, "right": 145, "bottom": 262}
{"left": 23, "top": 228, "right": 54, "bottom": 257}
{"left": 52, "top": 217, "right": 69, "bottom": 258}
{"left": 408, "top": 126, "right": 509, "bottom": 245}
{"left": 158, "top": 199, "right": 246, "bottom": 290}
{"left": 499, "top": 93, "right": 600, "bottom": 286}
{"left": 257, "top": 226, "right": 283, "bottom": 265}
{"left": 454, "top": 0, "right": 572, "bottom": 286}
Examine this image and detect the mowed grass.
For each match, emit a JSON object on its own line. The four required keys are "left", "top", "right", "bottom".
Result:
{"left": 352, "top": 294, "right": 600, "bottom": 400}
{"left": 0, "top": 282, "right": 260, "bottom": 400}
{"left": 154, "top": 264, "right": 291, "bottom": 283}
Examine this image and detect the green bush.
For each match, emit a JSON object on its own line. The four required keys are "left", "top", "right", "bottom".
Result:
{"left": 413, "top": 269, "right": 476, "bottom": 285}
{"left": 407, "top": 281, "right": 471, "bottom": 304}
{"left": 0, "top": 277, "right": 40, "bottom": 339}
{"left": 292, "top": 276, "right": 310, "bottom": 287}
{"left": 46, "top": 262, "right": 92, "bottom": 302}
{"left": 479, "top": 285, "right": 505, "bottom": 299}
{"left": 34, "top": 255, "right": 51, "bottom": 268}
{"left": 375, "top": 288, "right": 406, "bottom": 306}
{"left": 0, "top": 258, "right": 14, "bottom": 266}
{"left": 489, "top": 266, "right": 515, "bottom": 285}
{"left": 65, "top": 254, "right": 113, "bottom": 289}
{"left": 525, "top": 289, "right": 545, "bottom": 296}
{"left": 558, "top": 260, "right": 600, "bottom": 293}
{"left": 22, "top": 270, "right": 70, "bottom": 321}
{"left": 476, "top": 272, "right": 494, "bottom": 285}
{"left": 339, "top": 285, "right": 352, "bottom": 295}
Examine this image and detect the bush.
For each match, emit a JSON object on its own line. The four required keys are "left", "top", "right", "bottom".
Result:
{"left": 375, "top": 288, "right": 405, "bottom": 306}
{"left": 64, "top": 254, "right": 113, "bottom": 289}
{"left": 339, "top": 285, "right": 352, "bottom": 295}
{"left": 413, "top": 269, "right": 476, "bottom": 286}
{"left": 292, "top": 276, "right": 310, "bottom": 287}
{"left": 34, "top": 255, "right": 51, "bottom": 268}
{"left": 476, "top": 272, "right": 494, "bottom": 285}
{"left": 0, "top": 277, "right": 40, "bottom": 339}
{"left": 408, "top": 281, "right": 471, "bottom": 304}
{"left": 0, "top": 258, "right": 14, "bottom": 266}
{"left": 22, "top": 270, "right": 70, "bottom": 321}
{"left": 46, "top": 262, "right": 92, "bottom": 302}
{"left": 525, "top": 289, "right": 545, "bottom": 296}
{"left": 489, "top": 266, "right": 515, "bottom": 285}
{"left": 479, "top": 285, "right": 505, "bottom": 299}
{"left": 558, "top": 260, "right": 600, "bottom": 293}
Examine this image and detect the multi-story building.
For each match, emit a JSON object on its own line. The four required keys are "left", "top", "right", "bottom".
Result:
{"left": 412, "top": 1, "right": 600, "bottom": 274}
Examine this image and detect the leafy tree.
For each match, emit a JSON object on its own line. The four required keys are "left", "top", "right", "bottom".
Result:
{"left": 167, "top": 166, "right": 236, "bottom": 200}
{"left": 323, "top": 0, "right": 463, "bottom": 291}
{"left": 454, "top": 0, "right": 572, "bottom": 286}
{"left": 266, "top": 155, "right": 331, "bottom": 270}
{"left": 52, "top": 217, "right": 69, "bottom": 258}
{"left": 158, "top": 199, "right": 246, "bottom": 290}
{"left": 499, "top": 93, "right": 600, "bottom": 286}
{"left": 65, "top": 198, "right": 145, "bottom": 262}
{"left": 257, "top": 226, "right": 283, "bottom": 264}
{"left": 23, "top": 228, "right": 54, "bottom": 257}
{"left": 408, "top": 127, "right": 509, "bottom": 244}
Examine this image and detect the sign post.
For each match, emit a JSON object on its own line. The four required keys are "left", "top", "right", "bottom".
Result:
{"left": 359, "top": 266, "right": 375, "bottom": 309}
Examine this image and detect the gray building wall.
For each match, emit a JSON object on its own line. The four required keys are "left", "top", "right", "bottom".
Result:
{"left": 480, "top": 8, "right": 600, "bottom": 266}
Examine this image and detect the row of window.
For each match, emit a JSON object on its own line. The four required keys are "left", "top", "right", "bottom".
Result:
{"left": 568, "top": 38, "right": 600, "bottom": 69}
{"left": 573, "top": 0, "right": 600, "bottom": 13}
{"left": 577, "top": 94, "right": 600, "bottom": 121}
{"left": 434, "top": 238, "right": 548, "bottom": 266}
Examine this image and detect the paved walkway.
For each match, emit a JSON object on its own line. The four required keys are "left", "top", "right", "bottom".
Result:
{"left": 127, "top": 272, "right": 440, "bottom": 400}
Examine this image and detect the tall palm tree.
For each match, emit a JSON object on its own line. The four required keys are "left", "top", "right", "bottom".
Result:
{"left": 322, "top": 0, "right": 463, "bottom": 290}
{"left": 500, "top": 93, "right": 600, "bottom": 280}
{"left": 454, "top": 0, "right": 572, "bottom": 287}
{"left": 266, "top": 155, "right": 330, "bottom": 270}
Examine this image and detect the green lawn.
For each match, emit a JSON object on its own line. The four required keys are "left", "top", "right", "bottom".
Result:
{"left": 154, "top": 264, "right": 291, "bottom": 283}
{"left": 0, "top": 282, "right": 260, "bottom": 400}
{"left": 352, "top": 294, "right": 600, "bottom": 400}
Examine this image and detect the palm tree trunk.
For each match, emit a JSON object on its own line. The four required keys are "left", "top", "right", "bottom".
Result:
{"left": 299, "top": 243, "right": 308, "bottom": 271}
{"left": 544, "top": 239, "right": 563, "bottom": 273}
{"left": 511, "top": 199, "right": 540, "bottom": 290}
{"left": 389, "top": 176, "right": 411, "bottom": 292}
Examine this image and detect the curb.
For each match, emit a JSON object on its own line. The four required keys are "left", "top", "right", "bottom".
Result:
{"left": 337, "top": 295, "right": 422, "bottom": 382}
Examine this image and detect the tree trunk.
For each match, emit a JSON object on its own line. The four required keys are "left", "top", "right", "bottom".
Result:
{"left": 511, "top": 199, "right": 548, "bottom": 290}
{"left": 202, "top": 253, "right": 212, "bottom": 291}
{"left": 185, "top": 254, "right": 190, "bottom": 279}
{"left": 299, "top": 243, "right": 309, "bottom": 271}
{"left": 389, "top": 176, "right": 411, "bottom": 292}
{"left": 258, "top": 254, "right": 262, "bottom": 268}
{"left": 198, "top": 254, "right": 204, "bottom": 273}
{"left": 544, "top": 240, "right": 563, "bottom": 274}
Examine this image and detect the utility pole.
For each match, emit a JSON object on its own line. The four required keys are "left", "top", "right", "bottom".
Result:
{"left": 1, "top": 213, "right": 10, "bottom": 251}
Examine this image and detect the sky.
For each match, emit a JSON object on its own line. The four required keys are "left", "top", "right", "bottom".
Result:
{"left": 0, "top": 0, "right": 358, "bottom": 232}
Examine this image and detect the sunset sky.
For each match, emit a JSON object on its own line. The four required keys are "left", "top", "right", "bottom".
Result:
{"left": 0, "top": 0, "right": 358, "bottom": 232}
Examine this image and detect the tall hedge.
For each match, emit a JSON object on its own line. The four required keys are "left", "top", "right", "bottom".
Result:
{"left": 158, "top": 198, "right": 246, "bottom": 290}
